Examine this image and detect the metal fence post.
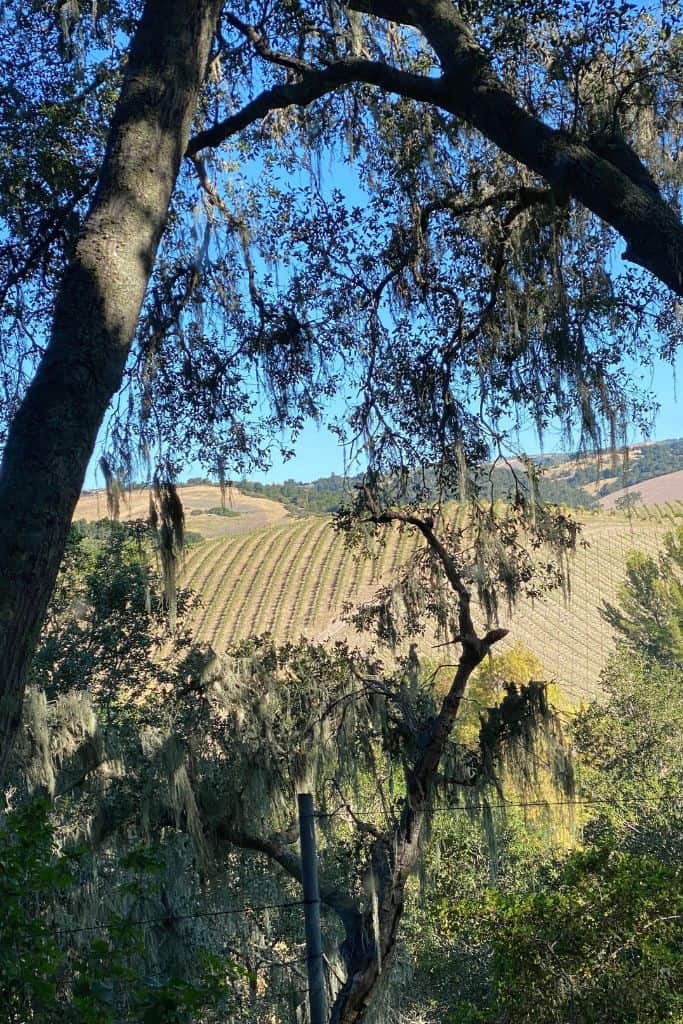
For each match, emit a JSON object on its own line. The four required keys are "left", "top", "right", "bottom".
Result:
{"left": 298, "top": 792, "right": 327, "bottom": 1024}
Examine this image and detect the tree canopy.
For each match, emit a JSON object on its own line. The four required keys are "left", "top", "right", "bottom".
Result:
{"left": 3, "top": 3, "right": 683, "bottom": 761}
{"left": 7, "top": 521, "right": 682, "bottom": 1023}
{"left": 1, "top": 4, "right": 683, "bottom": 1018}
{"left": 5, "top": 521, "right": 574, "bottom": 1023}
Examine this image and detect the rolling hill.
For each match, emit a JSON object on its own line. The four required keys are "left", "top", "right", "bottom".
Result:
{"left": 599, "top": 469, "right": 683, "bottom": 508}
{"left": 235, "top": 438, "right": 683, "bottom": 513}
{"left": 543, "top": 438, "right": 683, "bottom": 502}
{"left": 73, "top": 480, "right": 683, "bottom": 704}
{"left": 74, "top": 483, "right": 290, "bottom": 538}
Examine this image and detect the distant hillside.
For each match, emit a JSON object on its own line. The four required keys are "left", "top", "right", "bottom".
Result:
{"left": 547, "top": 438, "right": 683, "bottom": 500}
{"left": 238, "top": 466, "right": 598, "bottom": 514}
{"left": 600, "top": 469, "right": 683, "bottom": 509}
{"left": 75, "top": 476, "right": 683, "bottom": 697}
{"left": 74, "top": 484, "right": 290, "bottom": 538}
{"left": 180, "top": 503, "right": 683, "bottom": 704}
{"left": 486, "top": 465, "right": 599, "bottom": 508}
{"left": 236, "top": 440, "right": 683, "bottom": 513}
{"left": 238, "top": 473, "right": 354, "bottom": 515}
{"left": 76, "top": 440, "right": 683, "bottom": 540}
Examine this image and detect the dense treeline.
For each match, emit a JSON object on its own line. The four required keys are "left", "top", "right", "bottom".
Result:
{"left": 597, "top": 437, "right": 683, "bottom": 492}
{"left": 238, "top": 438, "right": 683, "bottom": 514}
{"left": 92, "top": 436, "right": 683, "bottom": 519}
{"left": 560, "top": 438, "right": 683, "bottom": 495}
{"left": 238, "top": 467, "right": 599, "bottom": 514}
{"left": 238, "top": 474, "right": 356, "bottom": 515}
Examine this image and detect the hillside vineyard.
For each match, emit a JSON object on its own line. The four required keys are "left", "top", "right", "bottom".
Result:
{"left": 181, "top": 507, "right": 683, "bottom": 702}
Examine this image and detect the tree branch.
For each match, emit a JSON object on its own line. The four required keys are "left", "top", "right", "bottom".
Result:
{"left": 0, "top": 0, "right": 225, "bottom": 783}
{"left": 368, "top": 504, "right": 474, "bottom": 635}
{"left": 370, "top": 184, "right": 554, "bottom": 307}
{"left": 0, "top": 171, "right": 99, "bottom": 311}
{"left": 223, "top": 11, "right": 314, "bottom": 74}
{"left": 420, "top": 185, "right": 554, "bottom": 232}
{"left": 186, "top": 59, "right": 443, "bottom": 155}
{"left": 213, "top": 821, "right": 364, "bottom": 938}
{"left": 189, "top": 4, "right": 683, "bottom": 296}
{"left": 327, "top": 506, "right": 508, "bottom": 1023}
{"left": 346, "top": 0, "right": 683, "bottom": 295}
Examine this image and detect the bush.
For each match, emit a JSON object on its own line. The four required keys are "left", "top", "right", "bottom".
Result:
{"left": 189, "top": 507, "right": 238, "bottom": 518}
{"left": 475, "top": 847, "right": 683, "bottom": 1024}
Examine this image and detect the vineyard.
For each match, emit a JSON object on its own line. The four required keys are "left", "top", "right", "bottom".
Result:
{"left": 181, "top": 503, "right": 683, "bottom": 703}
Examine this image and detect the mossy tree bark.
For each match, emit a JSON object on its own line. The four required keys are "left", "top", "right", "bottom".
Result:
{"left": 0, "top": 0, "right": 224, "bottom": 781}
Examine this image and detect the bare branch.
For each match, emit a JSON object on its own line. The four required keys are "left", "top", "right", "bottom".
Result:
{"left": 420, "top": 185, "right": 554, "bottom": 232}
{"left": 367, "top": 502, "right": 474, "bottom": 634}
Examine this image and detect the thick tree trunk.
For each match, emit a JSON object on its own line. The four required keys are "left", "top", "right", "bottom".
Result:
{"left": 0, "top": 0, "right": 223, "bottom": 781}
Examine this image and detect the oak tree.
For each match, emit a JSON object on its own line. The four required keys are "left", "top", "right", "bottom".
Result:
{"left": 2, "top": 10, "right": 683, "bottom": 1018}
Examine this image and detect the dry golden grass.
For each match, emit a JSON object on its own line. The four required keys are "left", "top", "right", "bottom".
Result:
{"left": 73, "top": 484, "right": 290, "bottom": 538}
{"left": 600, "top": 472, "right": 683, "bottom": 509}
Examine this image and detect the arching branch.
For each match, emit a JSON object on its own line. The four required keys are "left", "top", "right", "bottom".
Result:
{"left": 188, "top": 2, "right": 683, "bottom": 298}
{"left": 211, "top": 821, "right": 365, "bottom": 939}
{"left": 186, "top": 59, "right": 443, "bottom": 155}
{"left": 347, "top": 0, "right": 683, "bottom": 294}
